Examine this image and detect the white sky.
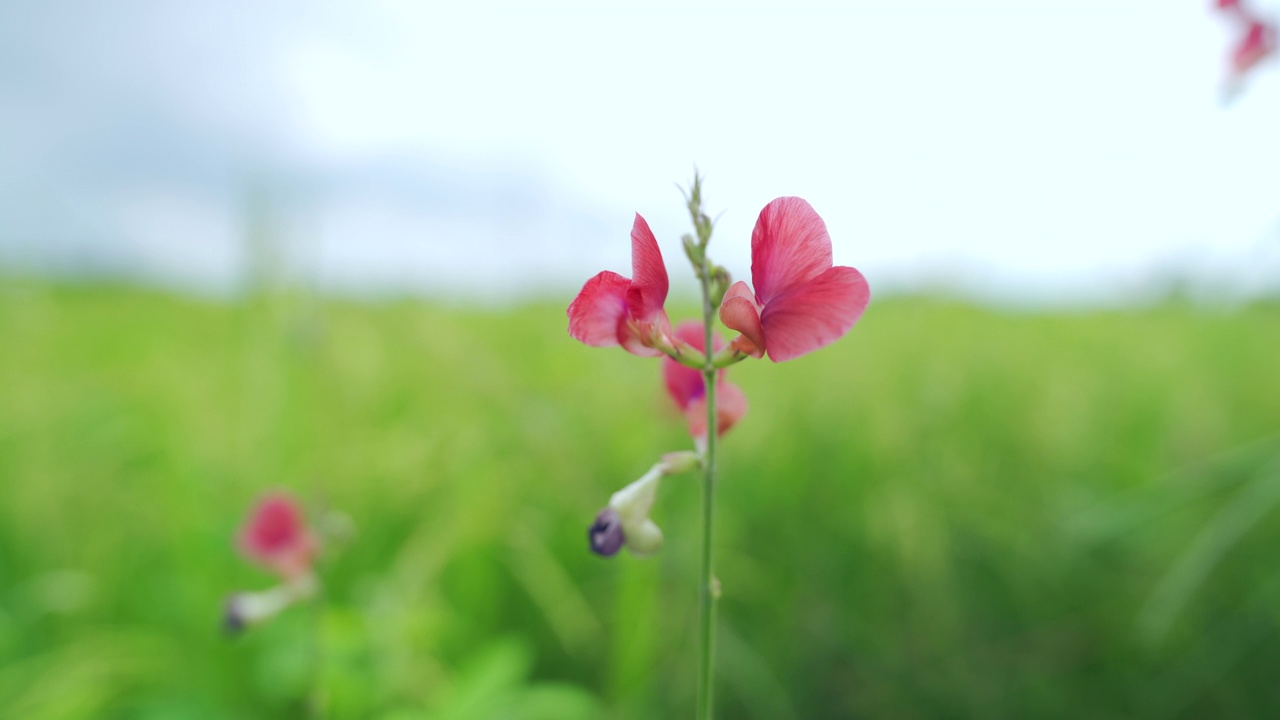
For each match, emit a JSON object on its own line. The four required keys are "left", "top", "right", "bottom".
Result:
{"left": 2, "top": 0, "right": 1279, "bottom": 303}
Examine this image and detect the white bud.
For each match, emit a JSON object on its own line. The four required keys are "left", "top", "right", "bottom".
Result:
{"left": 624, "top": 519, "right": 664, "bottom": 557}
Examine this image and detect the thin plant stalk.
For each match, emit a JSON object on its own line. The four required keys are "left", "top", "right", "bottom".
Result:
{"left": 695, "top": 226, "right": 719, "bottom": 720}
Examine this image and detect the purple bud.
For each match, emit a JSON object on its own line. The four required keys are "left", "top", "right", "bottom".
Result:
{"left": 588, "top": 507, "right": 624, "bottom": 557}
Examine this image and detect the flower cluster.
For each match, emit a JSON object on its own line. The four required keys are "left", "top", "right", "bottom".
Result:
{"left": 568, "top": 184, "right": 869, "bottom": 558}
{"left": 224, "top": 492, "right": 320, "bottom": 633}
{"left": 1214, "top": 0, "right": 1276, "bottom": 99}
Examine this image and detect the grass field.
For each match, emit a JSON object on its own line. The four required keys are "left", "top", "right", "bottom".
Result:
{"left": 1, "top": 278, "right": 1279, "bottom": 719}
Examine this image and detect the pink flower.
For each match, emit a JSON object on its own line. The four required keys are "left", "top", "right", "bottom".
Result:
{"left": 1231, "top": 19, "right": 1276, "bottom": 78}
{"left": 567, "top": 214, "right": 672, "bottom": 356}
{"left": 1214, "top": 0, "right": 1276, "bottom": 94}
{"left": 718, "top": 197, "right": 869, "bottom": 362}
{"left": 662, "top": 322, "right": 747, "bottom": 438}
{"left": 237, "top": 492, "right": 316, "bottom": 580}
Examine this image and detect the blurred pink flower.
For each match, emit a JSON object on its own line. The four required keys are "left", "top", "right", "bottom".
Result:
{"left": 719, "top": 197, "right": 869, "bottom": 362}
{"left": 237, "top": 492, "right": 316, "bottom": 580}
{"left": 567, "top": 214, "right": 673, "bottom": 356}
{"left": 662, "top": 322, "right": 747, "bottom": 438}
{"left": 1231, "top": 18, "right": 1276, "bottom": 77}
{"left": 1214, "top": 0, "right": 1276, "bottom": 94}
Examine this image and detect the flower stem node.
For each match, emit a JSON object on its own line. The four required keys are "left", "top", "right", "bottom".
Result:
{"left": 662, "top": 322, "right": 748, "bottom": 440}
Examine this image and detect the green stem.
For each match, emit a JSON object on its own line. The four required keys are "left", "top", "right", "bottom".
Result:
{"left": 696, "top": 257, "right": 718, "bottom": 720}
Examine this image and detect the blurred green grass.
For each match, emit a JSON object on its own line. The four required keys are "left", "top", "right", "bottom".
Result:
{"left": 1, "top": 278, "right": 1279, "bottom": 719}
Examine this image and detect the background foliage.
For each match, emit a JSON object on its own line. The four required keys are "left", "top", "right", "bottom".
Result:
{"left": 2, "top": 279, "right": 1279, "bottom": 718}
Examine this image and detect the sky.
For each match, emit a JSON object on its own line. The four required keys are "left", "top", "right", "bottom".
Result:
{"left": 1, "top": 0, "right": 1278, "bottom": 304}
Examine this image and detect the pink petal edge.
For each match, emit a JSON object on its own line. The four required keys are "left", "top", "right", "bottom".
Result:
{"left": 686, "top": 378, "right": 748, "bottom": 438}
{"left": 751, "top": 197, "right": 834, "bottom": 305}
{"left": 626, "top": 214, "right": 669, "bottom": 322}
{"left": 567, "top": 271, "right": 631, "bottom": 347}
{"left": 759, "top": 266, "right": 870, "bottom": 362}
{"left": 714, "top": 380, "right": 748, "bottom": 436}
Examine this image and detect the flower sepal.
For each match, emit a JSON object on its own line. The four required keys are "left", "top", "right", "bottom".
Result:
{"left": 710, "top": 344, "right": 747, "bottom": 369}
{"left": 653, "top": 333, "right": 708, "bottom": 370}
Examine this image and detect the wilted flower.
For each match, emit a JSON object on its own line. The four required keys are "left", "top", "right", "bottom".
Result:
{"left": 567, "top": 214, "right": 673, "bottom": 356}
{"left": 719, "top": 197, "right": 869, "bottom": 362}
{"left": 662, "top": 321, "right": 747, "bottom": 441}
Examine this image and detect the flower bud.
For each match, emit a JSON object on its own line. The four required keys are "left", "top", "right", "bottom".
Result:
{"left": 710, "top": 266, "right": 731, "bottom": 308}
{"left": 622, "top": 518, "right": 664, "bottom": 557}
{"left": 588, "top": 456, "right": 697, "bottom": 559}
{"left": 223, "top": 587, "right": 292, "bottom": 634}
{"left": 588, "top": 507, "right": 625, "bottom": 556}
{"left": 682, "top": 234, "right": 702, "bottom": 266}
{"left": 222, "top": 573, "right": 317, "bottom": 635}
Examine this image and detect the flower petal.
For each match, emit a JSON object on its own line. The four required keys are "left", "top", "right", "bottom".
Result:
{"left": 718, "top": 281, "right": 765, "bottom": 359}
{"left": 623, "top": 518, "right": 664, "bottom": 557}
{"left": 680, "top": 319, "right": 724, "bottom": 353}
{"left": 1232, "top": 20, "right": 1276, "bottom": 76}
{"left": 567, "top": 271, "right": 631, "bottom": 347}
{"left": 751, "top": 197, "right": 833, "bottom": 305}
{"left": 609, "top": 464, "right": 662, "bottom": 525}
{"left": 626, "top": 214, "right": 669, "bottom": 322}
{"left": 716, "top": 379, "right": 748, "bottom": 436}
{"left": 238, "top": 492, "right": 316, "bottom": 578}
{"left": 759, "top": 265, "right": 870, "bottom": 362}
{"left": 687, "top": 378, "right": 748, "bottom": 438}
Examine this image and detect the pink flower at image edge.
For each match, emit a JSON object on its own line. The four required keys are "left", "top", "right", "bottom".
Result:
{"left": 1232, "top": 19, "right": 1277, "bottom": 78}
{"left": 1214, "top": 0, "right": 1277, "bottom": 89}
{"left": 662, "top": 322, "right": 747, "bottom": 438}
{"left": 567, "top": 214, "right": 672, "bottom": 356}
{"left": 238, "top": 492, "right": 316, "bottom": 579}
{"left": 719, "top": 197, "right": 869, "bottom": 362}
